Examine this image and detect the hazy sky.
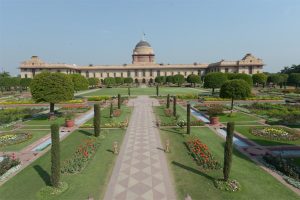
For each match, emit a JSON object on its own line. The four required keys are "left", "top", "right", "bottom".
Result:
{"left": 0, "top": 0, "right": 300, "bottom": 76}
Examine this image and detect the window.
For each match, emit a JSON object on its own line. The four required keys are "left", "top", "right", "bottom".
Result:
{"left": 114, "top": 72, "right": 116, "bottom": 77}
{"left": 135, "top": 70, "right": 138, "bottom": 77}
{"left": 25, "top": 74, "right": 28, "bottom": 78}
{"left": 164, "top": 71, "right": 167, "bottom": 76}
{"left": 86, "top": 71, "right": 89, "bottom": 78}
{"left": 225, "top": 68, "right": 229, "bottom": 73}
{"left": 142, "top": 70, "right": 145, "bottom": 77}
{"left": 127, "top": 71, "right": 131, "bottom": 77}
{"left": 171, "top": 71, "right": 174, "bottom": 76}
{"left": 198, "top": 70, "right": 201, "bottom": 75}
{"left": 93, "top": 72, "right": 96, "bottom": 78}
{"left": 107, "top": 73, "right": 109, "bottom": 77}
{"left": 150, "top": 69, "right": 153, "bottom": 76}
{"left": 184, "top": 72, "right": 187, "bottom": 76}
{"left": 100, "top": 73, "right": 103, "bottom": 77}
{"left": 121, "top": 72, "right": 123, "bottom": 77}
{"left": 157, "top": 70, "right": 160, "bottom": 76}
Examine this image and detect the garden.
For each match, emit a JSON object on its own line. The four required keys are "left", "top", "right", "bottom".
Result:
{"left": 158, "top": 127, "right": 299, "bottom": 199}
{"left": 0, "top": 129, "right": 125, "bottom": 200}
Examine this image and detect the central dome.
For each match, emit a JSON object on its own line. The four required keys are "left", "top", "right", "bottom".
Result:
{"left": 133, "top": 40, "right": 154, "bottom": 55}
{"left": 135, "top": 40, "right": 151, "bottom": 48}
{"left": 132, "top": 39, "right": 155, "bottom": 64}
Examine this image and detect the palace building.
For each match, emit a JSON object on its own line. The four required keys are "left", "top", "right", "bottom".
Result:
{"left": 20, "top": 39, "right": 264, "bottom": 83}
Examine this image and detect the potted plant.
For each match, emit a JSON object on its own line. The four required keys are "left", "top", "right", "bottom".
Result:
{"left": 207, "top": 105, "right": 223, "bottom": 125}
{"left": 65, "top": 112, "right": 75, "bottom": 127}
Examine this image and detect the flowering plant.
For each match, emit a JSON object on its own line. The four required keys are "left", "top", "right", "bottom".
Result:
{"left": 61, "top": 139, "right": 100, "bottom": 174}
{"left": 186, "top": 137, "right": 221, "bottom": 170}
{"left": 0, "top": 132, "right": 32, "bottom": 147}
{"left": 251, "top": 127, "right": 299, "bottom": 141}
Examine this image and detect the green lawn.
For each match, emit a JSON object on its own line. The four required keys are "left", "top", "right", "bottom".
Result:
{"left": 0, "top": 129, "right": 125, "bottom": 200}
{"left": 218, "top": 112, "right": 261, "bottom": 122}
{"left": 235, "top": 126, "right": 300, "bottom": 146}
{"left": 159, "top": 127, "right": 299, "bottom": 200}
{"left": 154, "top": 105, "right": 197, "bottom": 124}
{"left": 83, "top": 105, "right": 132, "bottom": 126}
{"left": 81, "top": 87, "right": 205, "bottom": 97}
{"left": 23, "top": 115, "right": 65, "bottom": 126}
{"left": 222, "top": 121, "right": 263, "bottom": 125}
{"left": 0, "top": 130, "right": 50, "bottom": 152}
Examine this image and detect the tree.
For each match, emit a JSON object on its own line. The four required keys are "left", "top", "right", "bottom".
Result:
{"left": 128, "top": 87, "right": 131, "bottom": 96}
{"left": 109, "top": 102, "right": 113, "bottom": 118}
{"left": 204, "top": 72, "right": 227, "bottom": 95}
{"left": 156, "top": 85, "right": 159, "bottom": 96}
{"left": 288, "top": 73, "right": 300, "bottom": 88}
{"left": 227, "top": 73, "right": 253, "bottom": 86}
{"left": 166, "top": 76, "right": 174, "bottom": 85}
{"left": 50, "top": 123, "right": 60, "bottom": 188}
{"left": 280, "top": 64, "right": 300, "bottom": 74}
{"left": 11, "top": 77, "right": 21, "bottom": 91}
{"left": 220, "top": 79, "right": 251, "bottom": 110}
{"left": 104, "top": 77, "right": 116, "bottom": 87}
{"left": 173, "top": 96, "right": 177, "bottom": 116}
{"left": 30, "top": 72, "right": 74, "bottom": 114}
{"left": 279, "top": 74, "right": 288, "bottom": 88}
{"left": 187, "top": 102, "right": 191, "bottom": 135}
{"left": 155, "top": 76, "right": 165, "bottom": 85}
{"left": 252, "top": 73, "right": 268, "bottom": 87}
{"left": 124, "top": 77, "right": 133, "bottom": 85}
{"left": 0, "top": 71, "right": 10, "bottom": 78}
{"left": 94, "top": 104, "right": 100, "bottom": 137}
{"left": 223, "top": 122, "right": 234, "bottom": 181}
{"left": 117, "top": 94, "right": 121, "bottom": 109}
{"left": 267, "top": 74, "right": 282, "bottom": 87}
{"left": 172, "top": 74, "right": 185, "bottom": 86}
{"left": 187, "top": 74, "right": 201, "bottom": 87}
{"left": 20, "top": 78, "right": 32, "bottom": 90}
{"left": 115, "top": 77, "right": 124, "bottom": 85}
{"left": 166, "top": 94, "right": 170, "bottom": 108}
{"left": 70, "top": 74, "right": 89, "bottom": 92}
{"left": 88, "top": 78, "right": 99, "bottom": 88}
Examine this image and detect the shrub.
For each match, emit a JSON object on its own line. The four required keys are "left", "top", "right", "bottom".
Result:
{"left": 176, "top": 94, "right": 198, "bottom": 99}
{"left": 207, "top": 105, "right": 224, "bottom": 117}
{"left": 94, "top": 104, "right": 100, "bottom": 137}
{"left": 113, "top": 109, "right": 122, "bottom": 117}
{"left": 50, "top": 123, "right": 60, "bottom": 188}
{"left": 164, "top": 108, "right": 172, "bottom": 117}
{"left": 186, "top": 137, "right": 221, "bottom": 170}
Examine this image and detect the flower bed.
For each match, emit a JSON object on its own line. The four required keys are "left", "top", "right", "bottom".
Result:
{"left": 250, "top": 127, "right": 300, "bottom": 141}
{"left": 0, "top": 132, "right": 32, "bottom": 147}
{"left": 0, "top": 155, "right": 21, "bottom": 176}
{"left": 87, "top": 96, "right": 111, "bottom": 101}
{"left": 262, "top": 154, "right": 300, "bottom": 189}
{"left": 176, "top": 94, "right": 198, "bottom": 99}
{"left": 61, "top": 139, "right": 100, "bottom": 174}
{"left": 80, "top": 119, "right": 129, "bottom": 129}
{"left": 186, "top": 137, "right": 221, "bottom": 170}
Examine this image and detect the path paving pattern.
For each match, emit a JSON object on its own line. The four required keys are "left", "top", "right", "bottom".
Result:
{"left": 104, "top": 96, "right": 176, "bottom": 200}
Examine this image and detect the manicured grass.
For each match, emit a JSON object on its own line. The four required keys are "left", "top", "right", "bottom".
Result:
{"left": 81, "top": 87, "right": 205, "bottom": 97}
{"left": 159, "top": 127, "right": 299, "bottom": 199}
{"left": 23, "top": 115, "right": 65, "bottom": 126}
{"left": 154, "top": 105, "right": 197, "bottom": 124}
{"left": 292, "top": 157, "right": 300, "bottom": 167}
{"left": 83, "top": 105, "right": 132, "bottom": 126}
{"left": 0, "top": 129, "right": 125, "bottom": 200}
{"left": 218, "top": 112, "right": 261, "bottom": 122}
{"left": 222, "top": 121, "right": 263, "bottom": 125}
{"left": 235, "top": 126, "right": 300, "bottom": 146}
{"left": 20, "top": 125, "right": 51, "bottom": 130}
{"left": 0, "top": 130, "right": 50, "bottom": 152}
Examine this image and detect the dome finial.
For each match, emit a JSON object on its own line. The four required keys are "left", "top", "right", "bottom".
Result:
{"left": 142, "top": 32, "right": 146, "bottom": 41}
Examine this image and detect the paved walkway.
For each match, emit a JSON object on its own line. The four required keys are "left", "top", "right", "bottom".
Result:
{"left": 104, "top": 96, "right": 176, "bottom": 200}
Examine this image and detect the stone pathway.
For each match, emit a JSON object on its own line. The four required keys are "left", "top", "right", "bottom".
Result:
{"left": 104, "top": 96, "right": 176, "bottom": 200}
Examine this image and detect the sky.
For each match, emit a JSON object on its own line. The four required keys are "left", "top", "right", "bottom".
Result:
{"left": 0, "top": 0, "right": 300, "bottom": 76}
